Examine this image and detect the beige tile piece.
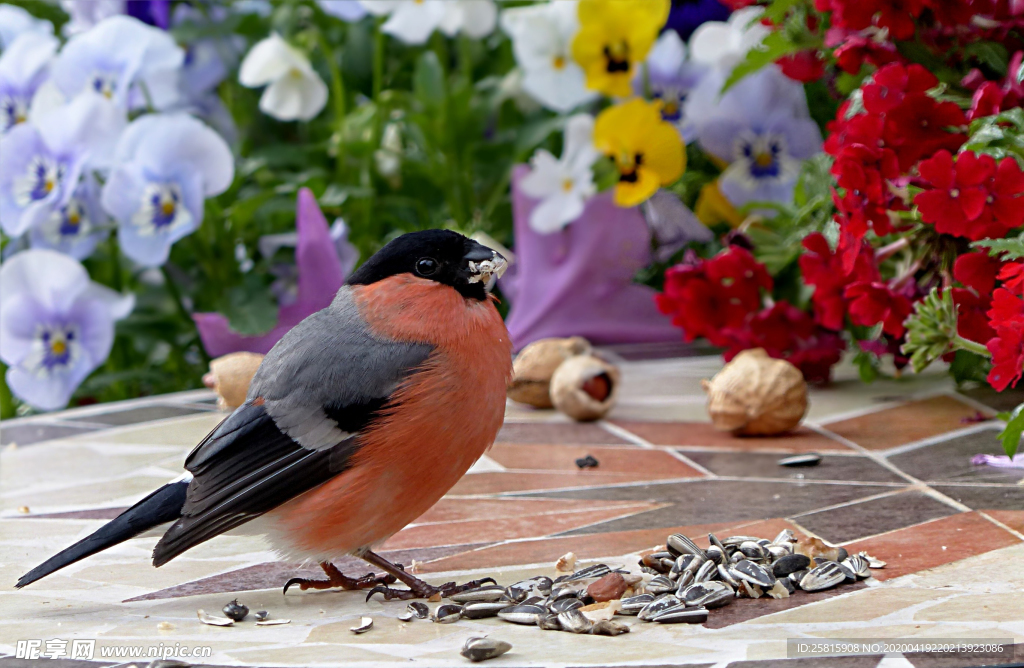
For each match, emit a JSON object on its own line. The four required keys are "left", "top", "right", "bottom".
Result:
{"left": 0, "top": 443, "right": 176, "bottom": 494}
{"left": 751, "top": 587, "right": 951, "bottom": 624}
{"left": 3, "top": 475, "right": 172, "bottom": 513}
{"left": 227, "top": 644, "right": 397, "bottom": 665}
{"left": 96, "top": 413, "right": 224, "bottom": 446}
{"left": 307, "top": 616, "right": 463, "bottom": 645}
{"left": 914, "top": 593, "right": 1024, "bottom": 622}
{"left": 73, "top": 558, "right": 251, "bottom": 590}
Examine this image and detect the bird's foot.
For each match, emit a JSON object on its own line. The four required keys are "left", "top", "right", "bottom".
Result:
{"left": 283, "top": 561, "right": 398, "bottom": 594}
{"left": 365, "top": 577, "right": 498, "bottom": 602}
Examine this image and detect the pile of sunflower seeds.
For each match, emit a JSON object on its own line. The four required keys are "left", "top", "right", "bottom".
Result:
{"left": 393, "top": 529, "right": 881, "bottom": 638}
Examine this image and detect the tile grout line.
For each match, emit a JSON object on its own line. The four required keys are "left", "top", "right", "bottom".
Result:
{"left": 875, "top": 421, "right": 1002, "bottom": 458}
{"left": 977, "top": 510, "right": 1024, "bottom": 542}
{"left": 787, "top": 487, "right": 911, "bottom": 519}
{"left": 948, "top": 389, "right": 1003, "bottom": 416}
{"left": 598, "top": 420, "right": 719, "bottom": 478}
{"left": 809, "top": 423, "right": 979, "bottom": 517}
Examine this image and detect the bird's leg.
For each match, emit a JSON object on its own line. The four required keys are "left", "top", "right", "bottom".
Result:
{"left": 361, "top": 550, "right": 497, "bottom": 601}
{"left": 283, "top": 561, "right": 397, "bottom": 594}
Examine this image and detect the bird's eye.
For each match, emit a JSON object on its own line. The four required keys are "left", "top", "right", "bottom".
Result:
{"left": 415, "top": 257, "right": 439, "bottom": 276}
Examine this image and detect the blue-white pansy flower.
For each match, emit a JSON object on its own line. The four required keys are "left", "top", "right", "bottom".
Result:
{"left": 29, "top": 173, "right": 108, "bottom": 260}
{"left": 50, "top": 15, "right": 184, "bottom": 110}
{"left": 639, "top": 30, "right": 707, "bottom": 142}
{"left": 0, "top": 91, "right": 124, "bottom": 237}
{"left": 317, "top": 1, "right": 368, "bottom": 21}
{"left": 684, "top": 65, "right": 822, "bottom": 210}
{"left": 0, "top": 4, "right": 53, "bottom": 50}
{"left": 0, "top": 249, "right": 134, "bottom": 411}
{"left": 101, "top": 113, "right": 233, "bottom": 267}
{"left": 0, "top": 32, "right": 59, "bottom": 135}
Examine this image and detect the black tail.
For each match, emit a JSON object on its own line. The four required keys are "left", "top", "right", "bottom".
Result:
{"left": 15, "top": 479, "right": 189, "bottom": 588}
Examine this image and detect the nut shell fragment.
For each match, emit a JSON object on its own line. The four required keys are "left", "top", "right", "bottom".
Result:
{"left": 550, "top": 355, "right": 620, "bottom": 421}
{"left": 702, "top": 348, "right": 807, "bottom": 436}
{"left": 508, "top": 337, "right": 591, "bottom": 408}
{"left": 203, "top": 352, "right": 265, "bottom": 410}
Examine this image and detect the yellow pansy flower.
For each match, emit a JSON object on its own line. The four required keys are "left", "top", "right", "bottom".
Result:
{"left": 572, "top": 0, "right": 670, "bottom": 98}
{"left": 593, "top": 98, "right": 685, "bottom": 208}
{"left": 695, "top": 180, "right": 745, "bottom": 228}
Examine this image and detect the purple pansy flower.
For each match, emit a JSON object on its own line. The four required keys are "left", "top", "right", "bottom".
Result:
{"left": 0, "top": 249, "right": 134, "bottom": 411}
{"left": 101, "top": 112, "right": 233, "bottom": 267}
{"left": 0, "top": 32, "right": 58, "bottom": 135}
{"left": 258, "top": 215, "right": 359, "bottom": 307}
{"left": 502, "top": 165, "right": 681, "bottom": 350}
{"left": 0, "top": 91, "right": 124, "bottom": 237}
{"left": 194, "top": 188, "right": 347, "bottom": 357}
{"left": 664, "top": 0, "right": 731, "bottom": 40}
{"left": 685, "top": 65, "right": 822, "bottom": 209}
{"left": 51, "top": 15, "right": 184, "bottom": 110}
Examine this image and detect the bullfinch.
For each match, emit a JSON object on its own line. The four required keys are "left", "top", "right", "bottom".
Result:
{"left": 17, "top": 230, "right": 512, "bottom": 601}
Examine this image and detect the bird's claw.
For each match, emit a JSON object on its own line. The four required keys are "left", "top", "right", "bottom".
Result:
{"left": 364, "top": 576, "right": 499, "bottom": 602}
{"left": 284, "top": 571, "right": 397, "bottom": 595}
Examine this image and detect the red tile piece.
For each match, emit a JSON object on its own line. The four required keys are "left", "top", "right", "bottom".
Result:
{"left": 412, "top": 497, "right": 654, "bottom": 524}
{"left": 821, "top": 395, "right": 993, "bottom": 451}
{"left": 844, "top": 512, "right": 1020, "bottom": 581}
{"left": 611, "top": 421, "right": 852, "bottom": 453}
{"left": 448, "top": 470, "right": 693, "bottom": 495}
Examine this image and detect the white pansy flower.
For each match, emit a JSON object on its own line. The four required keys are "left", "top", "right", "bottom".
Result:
{"left": 519, "top": 114, "right": 599, "bottom": 233}
{"left": 0, "top": 5, "right": 52, "bottom": 49}
{"left": 239, "top": 33, "right": 327, "bottom": 122}
{"left": 439, "top": 0, "right": 498, "bottom": 39}
{"left": 689, "top": 6, "right": 770, "bottom": 72}
{"left": 362, "top": 0, "right": 446, "bottom": 45}
{"left": 501, "top": 1, "right": 596, "bottom": 114}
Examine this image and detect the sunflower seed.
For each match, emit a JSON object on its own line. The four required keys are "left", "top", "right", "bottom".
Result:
{"left": 432, "top": 604, "right": 462, "bottom": 624}
{"left": 739, "top": 541, "right": 767, "bottom": 560}
{"left": 638, "top": 594, "right": 682, "bottom": 621}
{"left": 694, "top": 559, "right": 717, "bottom": 583}
{"left": 843, "top": 554, "right": 871, "bottom": 578}
{"left": 557, "top": 607, "right": 593, "bottom": 634}
{"left": 397, "top": 610, "right": 415, "bottom": 622}
{"left": 350, "top": 617, "right": 373, "bottom": 634}
{"left": 619, "top": 593, "right": 655, "bottom": 615}
{"left": 732, "top": 559, "right": 775, "bottom": 588}
{"left": 538, "top": 613, "right": 562, "bottom": 631}
{"left": 778, "top": 453, "right": 822, "bottom": 467}
{"left": 667, "top": 533, "right": 708, "bottom": 559}
{"left": 407, "top": 601, "right": 429, "bottom": 619}
{"left": 774, "top": 528, "right": 797, "bottom": 544}
{"left": 680, "top": 581, "right": 733, "bottom": 608}
{"left": 772, "top": 553, "right": 810, "bottom": 577}
{"left": 705, "top": 545, "right": 725, "bottom": 564}
{"left": 717, "top": 564, "right": 740, "bottom": 587}
{"left": 222, "top": 599, "right": 248, "bottom": 622}
{"left": 197, "top": 610, "right": 233, "bottom": 627}
{"left": 254, "top": 610, "right": 269, "bottom": 622}
{"left": 800, "top": 561, "right": 845, "bottom": 592}
{"left": 722, "top": 535, "right": 760, "bottom": 546}
{"left": 461, "top": 637, "right": 512, "bottom": 662}
{"left": 461, "top": 601, "right": 513, "bottom": 619}
{"left": 452, "top": 585, "right": 508, "bottom": 603}
{"left": 647, "top": 575, "right": 676, "bottom": 595}
{"left": 860, "top": 551, "right": 886, "bottom": 568}
{"left": 549, "top": 597, "right": 584, "bottom": 614}
{"left": 652, "top": 605, "right": 709, "bottom": 624}
{"left": 497, "top": 604, "right": 546, "bottom": 625}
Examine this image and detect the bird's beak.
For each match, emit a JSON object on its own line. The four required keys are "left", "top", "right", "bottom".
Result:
{"left": 463, "top": 242, "right": 507, "bottom": 292}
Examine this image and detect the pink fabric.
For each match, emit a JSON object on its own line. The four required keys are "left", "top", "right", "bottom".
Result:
{"left": 194, "top": 188, "right": 345, "bottom": 357}
{"left": 502, "top": 165, "right": 680, "bottom": 351}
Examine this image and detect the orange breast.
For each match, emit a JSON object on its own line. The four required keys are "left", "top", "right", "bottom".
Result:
{"left": 266, "top": 275, "right": 512, "bottom": 558}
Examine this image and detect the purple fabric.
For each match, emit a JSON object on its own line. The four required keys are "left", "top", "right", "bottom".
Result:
{"left": 193, "top": 188, "right": 345, "bottom": 357}
{"left": 502, "top": 165, "right": 681, "bottom": 351}
{"left": 971, "top": 453, "right": 1024, "bottom": 469}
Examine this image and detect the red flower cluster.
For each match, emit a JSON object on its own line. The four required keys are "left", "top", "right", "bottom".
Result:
{"left": 826, "top": 64, "right": 967, "bottom": 244}
{"left": 815, "top": 0, "right": 996, "bottom": 40}
{"left": 844, "top": 282, "right": 914, "bottom": 337}
{"left": 963, "top": 52, "right": 1024, "bottom": 121}
{"left": 914, "top": 150, "right": 1024, "bottom": 241}
{"left": 722, "top": 302, "right": 846, "bottom": 383}
{"left": 987, "top": 262, "right": 1024, "bottom": 390}
{"left": 655, "top": 247, "right": 772, "bottom": 348}
{"left": 799, "top": 232, "right": 879, "bottom": 330}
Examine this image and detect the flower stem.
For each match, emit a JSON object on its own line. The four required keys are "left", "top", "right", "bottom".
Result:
{"left": 161, "top": 266, "right": 211, "bottom": 366}
{"left": 953, "top": 335, "right": 992, "bottom": 358}
{"left": 875, "top": 237, "right": 909, "bottom": 261}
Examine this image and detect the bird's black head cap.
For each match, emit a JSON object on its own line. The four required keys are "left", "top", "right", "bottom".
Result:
{"left": 347, "top": 229, "right": 506, "bottom": 301}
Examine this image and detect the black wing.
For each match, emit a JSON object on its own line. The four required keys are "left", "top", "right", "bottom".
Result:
{"left": 152, "top": 291, "right": 431, "bottom": 566}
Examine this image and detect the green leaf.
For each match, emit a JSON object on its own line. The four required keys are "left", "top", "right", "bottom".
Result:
{"left": 513, "top": 116, "right": 566, "bottom": 159}
{"left": 414, "top": 51, "right": 446, "bottom": 111}
{"left": 949, "top": 350, "right": 990, "bottom": 385}
{"left": 723, "top": 31, "right": 801, "bottom": 92}
{"left": 218, "top": 274, "right": 279, "bottom": 336}
{"left": 996, "top": 403, "right": 1024, "bottom": 458}
{"left": 902, "top": 287, "right": 959, "bottom": 373}
{"left": 973, "top": 231, "right": 1024, "bottom": 260}
{"left": 853, "top": 350, "right": 880, "bottom": 383}
{"left": 964, "top": 41, "right": 1010, "bottom": 77}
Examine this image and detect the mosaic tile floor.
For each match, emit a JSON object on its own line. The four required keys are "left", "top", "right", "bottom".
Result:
{"left": 1, "top": 352, "right": 1023, "bottom": 668}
